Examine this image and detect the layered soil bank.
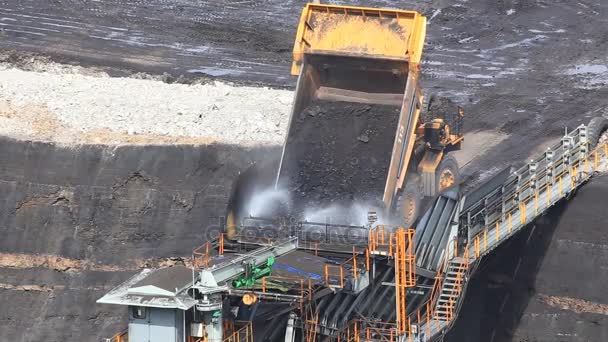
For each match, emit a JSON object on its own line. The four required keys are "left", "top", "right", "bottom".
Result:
{"left": 0, "top": 137, "right": 280, "bottom": 341}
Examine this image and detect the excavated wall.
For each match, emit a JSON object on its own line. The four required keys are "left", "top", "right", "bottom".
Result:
{"left": 0, "top": 136, "right": 280, "bottom": 341}
{"left": 447, "top": 174, "right": 608, "bottom": 342}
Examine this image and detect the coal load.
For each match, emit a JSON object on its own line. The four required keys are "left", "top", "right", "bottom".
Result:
{"left": 278, "top": 99, "right": 400, "bottom": 217}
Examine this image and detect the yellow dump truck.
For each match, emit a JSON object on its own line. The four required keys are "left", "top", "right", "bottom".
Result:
{"left": 227, "top": 3, "right": 463, "bottom": 239}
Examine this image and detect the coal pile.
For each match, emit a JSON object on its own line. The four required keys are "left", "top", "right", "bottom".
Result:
{"left": 278, "top": 100, "right": 400, "bottom": 216}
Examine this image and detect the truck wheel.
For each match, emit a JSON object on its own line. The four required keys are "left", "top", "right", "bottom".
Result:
{"left": 396, "top": 179, "right": 423, "bottom": 228}
{"left": 435, "top": 154, "right": 459, "bottom": 193}
{"left": 587, "top": 116, "right": 608, "bottom": 148}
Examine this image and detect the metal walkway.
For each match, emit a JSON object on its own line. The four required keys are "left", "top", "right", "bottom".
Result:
{"left": 412, "top": 123, "right": 608, "bottom": 341}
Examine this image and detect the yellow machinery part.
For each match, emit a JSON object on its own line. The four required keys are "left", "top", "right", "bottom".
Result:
{"left": 242, "top": 293, "right": 258, "bottom": 306}
{"left": 226, "top": 210, "right": 238, "bottom": 241}
{"left": 292, "top": 3, "right": 427, "bottom": 75}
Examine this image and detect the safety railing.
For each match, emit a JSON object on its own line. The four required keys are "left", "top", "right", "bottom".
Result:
{"left": 394, "top": 228, "right": 416, "bottom": 333}
{"left": 336, "top": 228, "right": 417, "bottom": 340}
{"left": 223, "top": 321, "right": 253, "bottom": 342}
{"left": 434, "top": 245, "right": 469, "bottom": 322}
{"left": 186, "top": 321, "right": 251, "bottom": 342}
{"left": 305, "top": 310, "right": 319, "bottom": 342}
{"left": 323, "top": 246, "right": 368, "bottom": 289}
{"left": 192, "top": 234, "right": 226, "bottom": 269}
{"left": 104, "top": 329, "right": 128, "bottom": 342}
{"left": 324, "top": 263, "right": 345, "bottom": 288}
{"left": 414, "top": 135, "right": 608, "bottom": 341}
{"left": 404, "top": 254, "right": 446, "bottom": 338}
{"left": 465, "top": 139, "right": 608, "bottom": 262}
{"left": 463, "top": 126, "right": 606, "bottom": 247}
{"left": 260, "top": 275, "right": 314, "bottom": 310}
{"left": 368, "top": 225, "right": 397, "bottom": 256}
{"left": 223, "top": 320, "right": 236, "bottom": 338}
{"left": 340, "top": 320, "right": 401, "bottom": 342}
{"left": 299, "top": 240, "right": 321, "bottom": 255}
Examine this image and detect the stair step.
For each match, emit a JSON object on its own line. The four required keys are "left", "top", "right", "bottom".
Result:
{"left": 434, "top": 310, "right": 451, "bottom": 316}
{"left": 449, "top": 266, "right": 466, "bottom": 270}
{"left": 444, "top": 276, "right": 462, "bottom": 282}
{"left": 434, "top": 311, "right": 450, "bottom": 316}
{"left": 437, "top": 302, "right": 456, "bottom": 308}
{"left": 435, "top": 306, "right": 452, "bottom": 311}
{"left": 444, "top": 278, "right": 461, "bottom": 283}
{"left": 441, "top": 284, "right": 462, "bottom": 292}
{"left": 441, "top": 288, "right": 461, "bottom": 294}
{"left": 439, "top": 293, "right": 460, "bottom": 299}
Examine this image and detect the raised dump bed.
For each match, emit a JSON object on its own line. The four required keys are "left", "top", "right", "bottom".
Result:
{"left": 278, "top": 98, "right": 401, "bottom": 215}
{"left": 273, "top": 4, "right": 465, "bottom": 225}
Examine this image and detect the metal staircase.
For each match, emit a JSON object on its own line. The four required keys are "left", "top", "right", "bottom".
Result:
{"left": 296, "top": 123, "right": 607, "bottom": 342}
{"left": 411, "top": 123, "right": 608, "bottom": 342}
{"left": 434, "top": 257, "right": 466, "bottom": 321}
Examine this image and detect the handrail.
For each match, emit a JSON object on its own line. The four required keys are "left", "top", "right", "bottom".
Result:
{"left": 192, "top": 234, "right": 226, "bottom": 269}
{"left": 260, "top": 275, "right": 314, "bottom": 310}
{"left": 340, "top": 320, "right": 400, "bottom": 342}
{"left": 105, "top": 329, "right": 128, "bottom": 342}
{"left": 413, "top": 131, "right": 608, "bottom": 341}
{"left": 368, "top": 225, "right": 400, "bottom": 256}
{"left": 223, "top": 321, "right": 253, "bottom": 342}
{"left": 304, "top": 310, "right": 319, "bottom": 342}
{"left": 323, "top": 246, "right": 368, "bottom": 289}
{"left": 394, "top": 228, "right": 416, "bottom": 333}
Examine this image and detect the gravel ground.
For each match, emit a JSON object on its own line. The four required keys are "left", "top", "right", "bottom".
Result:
{"left": 0, "top": 63, "right": 292, "bottom": 145}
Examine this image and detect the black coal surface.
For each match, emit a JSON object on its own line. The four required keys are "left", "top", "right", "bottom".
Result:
{"left": 278, "top": 100, "right": 400, "bottom": 215}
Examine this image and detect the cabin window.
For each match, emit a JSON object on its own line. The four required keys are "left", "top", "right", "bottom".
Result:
{"left": 132, "top": 306, "right": 147, "bottom": 319}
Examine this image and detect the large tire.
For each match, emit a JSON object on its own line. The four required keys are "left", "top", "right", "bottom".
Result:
{"left": 435, "top": 154, "right": 459, "bottom": 194}
{"left": 587, "top": 116, "right": 608, "bottom": 148}
{"left": 395, "top": 177, "right": 424, "bottom": 228}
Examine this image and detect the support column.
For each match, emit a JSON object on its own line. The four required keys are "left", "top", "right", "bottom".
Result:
{"left": 284, "top": 312, "right": 296, "bottom": 342}
{"left": 196, "top": 294, "right": 224, "bottom": 342}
